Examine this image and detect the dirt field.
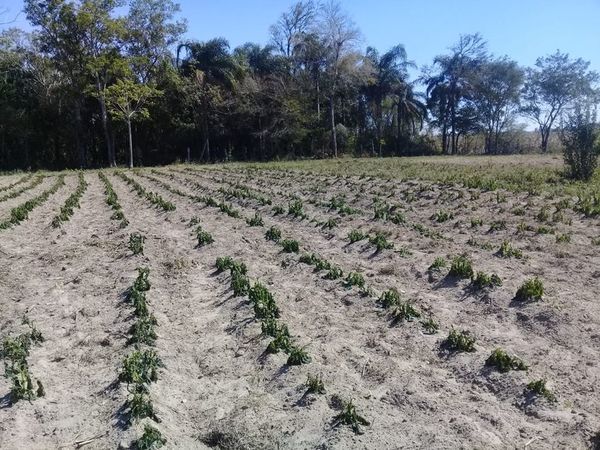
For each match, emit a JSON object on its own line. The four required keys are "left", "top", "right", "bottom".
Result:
{"left": 0, "top": 156, "right": 599, "bottom": 449}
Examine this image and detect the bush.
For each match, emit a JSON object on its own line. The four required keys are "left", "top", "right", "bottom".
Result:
{"left": 561, "top": 102, "right": 600, "bottom": 181}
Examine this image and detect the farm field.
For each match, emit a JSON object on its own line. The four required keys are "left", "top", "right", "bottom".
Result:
{"left": 0, "top": 155, "right": 599, "bottom": 449}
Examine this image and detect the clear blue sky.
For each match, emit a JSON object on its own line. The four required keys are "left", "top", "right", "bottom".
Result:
{"left": 1, "top": 0, "right": 599, "bottom": 73}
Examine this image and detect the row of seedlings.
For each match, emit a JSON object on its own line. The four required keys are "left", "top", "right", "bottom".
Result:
{"left": 0, "top": 174, "right": 43, "bottom": 203}
{"left": 119, "top": 265, "right": 167, "bottom": 448}
{"left": 51, "top": 172, "right": 88, "bottom": 227}
{"left": 215, "top": 256, "right": 311, "bottom": 365}
{"left": 0, "top": 173, "right": 33, "bottom": 194}
{"left": 0, "top": 175, "right": 65, "bottom": 230}
{"left": 99, "top": 172, "right": 129, "bottom": 228}
{"left": 115, "top": 171, "right": 176, "bottom": 212}
{"left": 0, "top": 319, "right": 45, "bottom": 404}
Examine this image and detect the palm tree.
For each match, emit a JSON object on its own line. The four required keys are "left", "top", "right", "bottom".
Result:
{"left": 177, "top": 38, "right": 241, "bottom": 161}
{"left": 394, "top": 82, "right": 427, "bottom": 153}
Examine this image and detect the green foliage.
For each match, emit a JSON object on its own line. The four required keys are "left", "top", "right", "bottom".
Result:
{"left": 497, "top": 240, "right": 523, "bottom": 258}
{"left": 324, "top": 266, "right": 343, "bottom": 280}
{"left": 431, "top": 210, "right": 454, "bottom": 223}
{"left": 195, "top": 226, "right": 214, "bottom": 247}
{"left": 287, "top": 345, "right": 311, "bottom": 365}
{"left": 344, "top": 272, "right": 365, "bottom": 288}
{"left": 281, "top": 239, "right": 299, "bottom": 253}
{"left": 272, "top": 205, "right": 285, "bottom": 215}
{"left": 421, "top": 317, "right": 439, "bottom": 334}
{"left": 486, "top": 348, "right": 528, "bottom": 372}
{"left": 266, "top": 331, "right": 291, "bottom": 354}
{"left": 246, "top": 212, "right": 264, "bottom": 227}
{"left": 129, "top": 232, "right": 145, "bottom": 255}
{"left": 51, "top": 172, "right": 88, "bottom": 227}
{"left": 133, "top": 267, "right": 151, "bottom": 292}
{"left": 526, "top": 379, "right": 556, "bottom": 402}
{"left": 448, "top": 255, "right": 474, "bottom": 279}
{"left": 561, "top": 103, "right": 600, "bottom": 180}
{"left": 488, "top": 220, "right": 507, "bottom": 232}
{"left": 134, "top": 424, "right": 167, "bottom": 450}
{"left": 471, "top": 272, "right": 502, "bottom": 290}
{"left": 333, "top": 400, "right": 370, "bottom": 434}
{"left": 261, "top": 318, "right": 289, "bottom": 339}
{"left": 128, "top": 391, "right": 155, "bottom": 421}
{"left": 120, "top": 350, "right": 162, "bottom": 385}
{"left": 555, "top": 233, "right": 571, "bottom": 243}
{"left": 390, "top": 302, "right": 421, "bottom": 323}
{"left": 248, "top": 283, "right": 280, "bottom": 320}
{"left": 288, "top": 199, "right": 305, "bottom": 218}
{"left": 265, "top": 226, "right": 282, "bottom": 242}
{"left": 444, "top": 328, "right": 476, "bottom": 352}
{"left": 348, "top": 229, "right": 367, "bottom": 243}
{"left": 379, "top": 288, "right": 401, "bottom": 308}
{"left": 305, "top": 374, "right": 325, "bottom": 394}
{"left": 428, "top": 256, "right": 447, "bottom": 271}
{"left": 369, "top": 232, "right": 393, "bottom": 252}
{"left": 116, "top": 172, "right": 175, "bottom": 211}
{"left": 231, "top": 271, "right": 250, "bottom": 297}
{"left": 129, "top": 315, "right": 158, "bottom": 346}
{"left": 515, "top": 277, "right": 544, "bottom": 302}
{"left": 470, "top": 218, "right": 483, "bottom": 227}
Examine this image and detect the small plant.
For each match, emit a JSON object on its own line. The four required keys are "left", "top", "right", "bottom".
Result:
{"left": 515, "top": 277, "right": 544, "bottom": 302}
{"left": 128, "top": 390, "right": 156, "bottom": 421}
{"left": 379, "top": 288, "right": 401, "bottom": 308}
{"left": 215, "top": 256, "right": 234, "bottom": 272}
{"left": 497, "top": 241, "right": 523, "bottom": 259}
{"left": 266, "top": 332, "right": 291, "bottom": 354}
{"left": 246, "top": 212, "right": 264, "bottom": 227}
{"left": 135, "top": 424, "right": 167, "bottom": 450}
{"left": 281, "top": 239, "right": 300, "bottom": 253}
{"left": 536, "top": 225, "right": 554, "bottom": 235}
{"left": 488, "top": 220, "right": 507, "bottom": 232}
{"left": 287, "top": 345, "right": 311, "bottom": 365}
{"left": 471, "top": 272, "right": 502, "bottom": 290}
{"left": 196, "top": 228, "right": 214, "bottom": 247}
{"left": 231, "top": 271, "right": 250, "bottom": 297}
{"left": 369, "top": 232, "right": 393, "bottom": 252}
{"left": 305, "top": 373, "right": 325, "bottom": 394}
{"left": 444, "top": 328, "right": 476, "bottom": 352}
{"left": 486, "top": 348, "right": 528, "bottom": 373}
{"left": 333, "top": 400, "right": 370, "bottom": 434}
{"left": 249, "top": 283, "right": 279, "bottom": 319}
{"left": 323, "top": 266, "right": 343, "bottom": 280}
{"left": 390, "top": 302, "right": 421, "bottom": 323}
{"left": 261, "top": 318, "right": 289, "bottom": 338}
{"left": 288, "top": 199, "right": 305, "bottom": 218}
{"left": 470, "top": 218, "right": 483, "bottom": 228}
{"left": 428, "top": 257, "right": 447, "bottom": 271}
{"left": 555, "top": 233, "right": 571, "bottom": 244}
{"left": 120, "top": 350, "right": 162, "bottom": 385}
{"left": 536, "top": 206, "right": 551, "bottom": 223}
{"left": 448, "top": 255, "right": 474, "bottom": 279}
{"left": 344, "top": 272, "right": 365, "bottom": 289}
{"left": 129, "top": 315, "right": 158, "bottom": 345}
{"left": 421, "top": 317, "right": 439, "bottom": 334}
{"left": 272, "top": 205, "right": 285, "bottom": 215}
{"left": 265, "top": 226, "right": 281, "bottom": 242}
{"left": 321, "top": 218, "right": 338, "bottom": 229}
{"left": 431, "top": 210, "right": 454, "bottom": 223}
{"left": 133, "top": 267, "right": 151, "bottom": 292}
{"left": 348, "top": 229, "right": 367, "bottom": 243}
{"left": 525, "top": 379, "right": 556, "bottom": 402}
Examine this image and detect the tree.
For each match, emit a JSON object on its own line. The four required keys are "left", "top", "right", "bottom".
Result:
{"left": 269, "top": 1, "right": 316, "bottom": 59}
{"left": 560, "top": 99, "right": 599, "bottom": 180}
{"left": 472, "top": 57, "right": 523, "bottom": 153}
{"left": 105, "top": 78, "right": 159, "bottom": 168}
{"left": 522, "top": 51, "right": 598, "bottom": 153}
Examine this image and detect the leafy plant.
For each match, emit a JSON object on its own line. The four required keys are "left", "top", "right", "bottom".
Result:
{"left": 246, "top": 212, "right": 264, "bottom": 227}
{"left": 51, "top": 172, "right": 88, "bottom": 227}
{"left": 444, "top": 328, "right": 476, "bottom": 352}
{"left": 195, "top": 227, "right": 214, "bottom": 247}
{"left": 128, "top": 391, "right": 156, "bottom": 421}
{"left": 348, "top": 229, "right": 367, "bottom": 243}
{"left": 261, "top": 318, "right": 289, "bottom": 339}
{"left": 249, "top": 283, "right": 280, "bottom": 319}
{"left": 525, "top": 379, "right": 556, "bottom": 402}
{"left": 488, "top": 220, "right": 507, "bottom": 232}
{"left": 421, "top": 317, "right": 439, "bottom": 334}
{"left": 515, "top": 277, "right": 544, "bottom": 302}
{"left": 390, "top": 302, "right": 421, "bottom": 323}
{"left": 305, "top": 373, "right": 325, "bottom": 394}
{"left": 428, "top": 257, "right": 447, "bottom": 271}
{"left": 470, "top": 218, "right": 483, "bottom": 227}
{"left": 129, "top": 232, "right": 145, "bottom": 255}
{"left": 333, "top": 400, "right": 370, "bottom": 434}
{"left": 323, "top": 266, "right": 343, "bottom": 280}
{"left": 133, "top": 267, "right": 151, "bottom": 292}
{"left": 266, "top": 332, "right": 291, "bottom": 354}
{"left": 265, "top": 226, "right": 282, "bottom": 242}
{"left": 369, "top": 232, "right": 393, "bottom": 252}
{"left": 344, "top": 272, "right": 365, "bottom": 288}
{"left": 431, "top": 210, "right": 454, "bottom": 223}
{"left": 129, "top": 315, "right": 158, "bottom": 345}
{"left": 448, "top": 255, "right": 474, "bottom": 279}
{"left": 120, "top": 350, "right": 162, "bottom": 385}
{"left": 288, "top": 199, "right": 305, "bottom": 218}
{"left": 134, "top": 424, "right": 166, "bottom": 450}
{"left": 471, "top": 272, "right": 502, "bottom": 290}
{"left": 231, "top": 271, "right": 250, "bottom": 297}
{"left": 486, "top": 348, "right": 528, "bottom": 372}
{"left": 497, "top": 240, "right": 523, "bottom": 258}
{"left": 379, "top": 288, "right": 401, "bottom": 308}
{"left": 555, "top": 233, "right": 571, "bottom": 243}
{"left": 272, "top": 205, "right": 285, "bottom": 215}
{"left": 287, "top": 345, "right": 311, "bottom": 365}
{"left": 281, "top": 239, "right": 300, "bottom": 253}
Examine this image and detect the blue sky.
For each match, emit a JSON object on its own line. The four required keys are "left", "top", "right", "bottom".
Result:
{"left": 1, "top": 0, "right": 599, "bottom": 74}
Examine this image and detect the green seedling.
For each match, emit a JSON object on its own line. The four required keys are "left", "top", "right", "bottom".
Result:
{"left": 444, "top": 328, "right": 476, "bottom": 352}
{"left": 129, "top": 233, "right": 145, "bottom": 255}
{"left": 486, "top": 348, "right": 528, "bottom": 373}
{"left": 515, "top": 277, "right": 544, "bottom": 302}
{"left": 333, "top": 400, "right": 370, "bottom": 434}
{"left": 265, "top": 226, "right": 281, "bottom": 242}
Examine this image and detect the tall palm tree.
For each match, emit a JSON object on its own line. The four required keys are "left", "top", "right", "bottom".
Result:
{"left": 395, "top": 82, "right": 427, "bottom": 146}
{"left": 177, "top": 38, "right": 241, "bottom": 160}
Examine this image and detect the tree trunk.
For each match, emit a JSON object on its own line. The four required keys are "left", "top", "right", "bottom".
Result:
{"left": 96, "top": 79, "right": 115, "bottom": 167}
{"left": 75, "top": 100, "right": 86, "bottom": 168}
{"left": 330, "top": 96, "right": 337, "bottom": 157}
{"left": 127, "top": 118, "right": 133, "bottom": 169}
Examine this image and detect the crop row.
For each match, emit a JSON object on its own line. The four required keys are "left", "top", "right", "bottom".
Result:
{"left": 99, "top": 171, "right": 129, "bottom": 228}
{"left": 115, "top": 171, "right": 175, "bottom": 212}
{"left": 0, "top": 173, "right": 33, "bottom": 194}
{"left": 0, "top": 174, "right": 43, "bottom": 203}
{"left": 51, "top": 172, "right": 88, "bottom": 227}
{"left": 0, "top": 175, "right": 65, "bottom": 230}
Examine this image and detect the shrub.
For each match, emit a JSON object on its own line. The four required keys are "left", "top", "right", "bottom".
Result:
{"left": 348, "top": 229, "right": 366, "bottom": 243}
{"left": 448, "top": 255, "right": 474, "bottom": 279}
{"left": 246, "top": 212, "right": 264, "bottom": 227}
{"left": 379, "top": 288, "right": 401, "bottom": 308}
{"left": 525, "top": 379, "right": 556, "bottom": 402}
{"left": 333, "top": 400, "right": 370, "bottom": 434}
{"left": 515, "top": 277, "right": 544, "bottom": 302}
{"left": 444, "top": 328, "right": 476, "bottom": 352}
{"left": 265, "top": 226, "right": 281, "bottom": 242}
{"left": 135, "top": 424, "right": 167, "bottom": 450}
{"left": 344, "top": 272, "right": 365, "bottom": 288}
{"left": 486, "top": 348, "right": 528, "bottom": 373}
{"left": 281, "top": 239, "right": 300, "bottom": 253}
{"left": 561, "top": 102, "right": 600, "bottom": 181}
{"left": 129, "top": 233, "right": 145, "bottom": 255}
{"left": 471, "top": 272, "right": 502, "bottom": 290}
{"left": 369, "top": 232, "right": 393, "bottom": 252}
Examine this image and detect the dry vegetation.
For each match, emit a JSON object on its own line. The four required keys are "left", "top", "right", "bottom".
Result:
{"left": 0, "top": 155, "right": 599, "bottom": 449}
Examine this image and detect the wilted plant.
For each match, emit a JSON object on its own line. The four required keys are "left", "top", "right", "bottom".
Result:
{"left": 390, "top": 302, "right": 421, "bottom": 323}
{"left": 333, "top": 400, "right": 370, "bottom": 434}
{"left": 421, "top": 317, "right": 439, "bottom": 334}
{"left": 514, "top": 277, "right": 544, "bottom": 302}
{"left": 486, "top": 348, "right": 528, "bottom": 373}
{"left": 119, "top": 350, "right": 162, "bottom": 385}
{"left": 134, "top": 424, "right": 166, "bottom": 450}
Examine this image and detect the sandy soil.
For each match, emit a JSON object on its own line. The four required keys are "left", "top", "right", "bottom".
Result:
{"left": 0, "top": 164, "right": 598, "bottom": 449}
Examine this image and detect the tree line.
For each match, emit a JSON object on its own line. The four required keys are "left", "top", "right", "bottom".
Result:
{"left": 0, "top": 0, "right": 598, "bottom": 171}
